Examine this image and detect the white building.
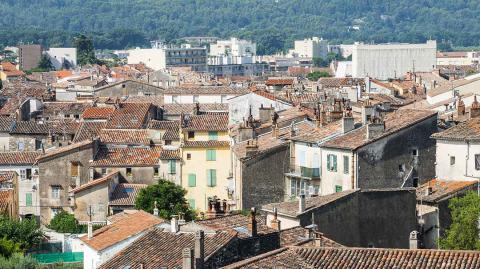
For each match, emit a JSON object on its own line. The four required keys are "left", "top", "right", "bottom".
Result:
{"left": 209, "top": 37, "right": 256, "bottom": 57}
{"left": 163, "top": 86, "right": 249, "bottom": 104}
{"left": 352, "top": 41, "right": 437, "bottom": 80}
{"left": 292, "top": 37, "right": 328, "bottom": 59}
{"left": 45, "top": 48, "right": 77, "bottom": 70}
{"left": 426, "top": 75, "right": 480, "bottom": 105}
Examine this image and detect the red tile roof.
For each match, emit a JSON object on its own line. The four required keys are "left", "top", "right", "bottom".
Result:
{"left": 73, "top": 121, "right": 106, "bottom": 143}
{"left": 36, "top": 140, "right": 93, "bottom": 162}
{"left": 70, "top": 172, "right": 119, "bottom": 194}
{"left": 417, "top": 179, "right": 478, "bottom": 203}
{"left": 198, "top": 213, "right": 276, "bottom": 239}
{"left": 182, "top": 140, "right": 230, "bottom": 148}
{"left": 99, "top": 129, "right": 150, "bottom": 145}
{"left": 266, "top": 78, "right": 294, "bottom": 86}
{"left": 106, "top": 103, "right": 152, "bottom": 129}
{"left": 80, "top": 210, "right": 164, "bottom": 251}
{"left": 182, "top": 112, "right": 229, "bottom": 131}
{"left": 91, "top": 147, "right": 161, "bottom": 167}
{"left": 0, "top": 171, "right": 16, "bottom": 183}
{"left": 224, "top": 246, "right": 480, "bottom": 269}
{"left": 0, "top": 151, "right": 41, "bottom": 165}
{"left": 82, "top": 107, "right": 115, "bottom": 119}
{"left": 159, "top": 149, "right": 181, "bottom": 160}
{"left": 0, "top": 189, "right": 13, "bottom": 214}
{"left": 109, "top": 183, "right": 147, "bottom": 206}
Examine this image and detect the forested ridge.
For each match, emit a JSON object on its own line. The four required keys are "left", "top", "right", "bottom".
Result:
{"left": 1, "top": 0, "right": 479, "bottom": 53}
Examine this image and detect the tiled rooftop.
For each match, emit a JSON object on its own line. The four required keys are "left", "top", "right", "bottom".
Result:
{"left": 223, "top": 246, "right": 480, "bottom": 269}
{"left": 182, "top": 140, "right": 230, "bottom": 148}
{"left": 91, "top": 146, "right": 161, "bottom": 167}
{"left": 198, "top": 213, "right": 276, "bottom": 239}
{"left": 182, "top": 112, "right": 229, "bottom": 131}
{"left": 37, "top": 140, "right": 93, "bottom": 162}
{"left": 106, "top": 103, "right": 151, "bottom": 129}
{"left": 416, "top": 179, "right": 478, "bottom": 203}
{"left": 279, "top": 226, "right": 343, "bottom": 247}
{"left": 99, "top": 129, "right": 150, "bottom": 145}
{"left": 0, "top": 151, "right": 41, "bottom": 165}
{"left": 109, "top": 183, "right": 147, "bottom": 206}
{"left": 163, "top": 85, "right": 249, "bottom": 95}
{"left": 70, "top": 172, "right": 119, "bottom": 194}
{"left": 80, "top": 210, "right": 164, "bottom": 251}
{"left": 0, "top": 171, "right": 16, "bottom": 183}
{"left": 82, "top": 107, "right": 115, "bottom": 120}
{"left": 162, "top": 103, "right": 229, "bottom": 115}
{"left": 73, "top": 121, "right": 106, "bottom": 143}
{"left": 98, "top": 228, "right": 237, "bottom": 269}
{"left": 431, "top": 117, "right": 480, "bottom": 141}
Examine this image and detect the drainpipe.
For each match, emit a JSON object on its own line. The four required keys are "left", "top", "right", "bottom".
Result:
{"left": 351, "top": 151, "right": 355, "bottom": 190}
{"left": 465, "top": 140, "right": 470, "bottom": 178}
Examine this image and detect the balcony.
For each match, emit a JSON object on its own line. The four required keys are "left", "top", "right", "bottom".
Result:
{"left": 285, "top": 165, "right": 320, "bottom": 179}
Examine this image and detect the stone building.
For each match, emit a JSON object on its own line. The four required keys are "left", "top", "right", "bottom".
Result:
{"left": 18, "top": 44, "right": 42, "bottom": 71}
{"left": 93, "top": 80, "right": 164, "bottom": 98}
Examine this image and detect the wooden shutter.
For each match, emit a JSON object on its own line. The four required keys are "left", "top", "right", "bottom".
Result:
{"left": 327, "top": 155, "right": 331, "bottom": 171}
{"left": 26, "top": 193, "right": 32, "bottom": 206}
{"left": 333, "top": 155, "right": 337, "bottom": 172}
{"left": 71, "top": 162, "right": 79, "bottom": 177}
{"left": 188, "top": 174, "right": 196, "bottom": 187}
{"left": 211, "top": 169, "right": 217, "bottom": 187}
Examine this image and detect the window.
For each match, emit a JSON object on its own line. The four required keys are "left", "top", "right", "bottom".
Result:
{"left": 172, "top": 96, "right": 179, "bottom": 103}
{"left": 20, "top": 169, "right": 26, "bottom": 180}
{"left": 327, "top": 154, "right": 337, "bottom": 172}
{"left": 450, "top": 156, "right": 455, "bottom": 165}
{"left": 168, "top": 160, "right": 176, "bottom": 174}
{"left": 101, "top": 168, "right": 107, "bottom": 175}
{"left": 188, "top": 199, "right": 196, "bottom": 209}
{"left": 164, "top": 140, "right": 172, "bottom": 145}
{"left": 188, "top": 131, "right": 195, "bottom": 139}
{"left": 126, "top": 168, "right": 132, "bottom": 176}
{"left": 412, "top": 149, "right": 418, "bottom": 156}
{"left": 221, "top": 95, "right": 227, "bottom": 103}
{"left": 206, "top": 149, "right": 216, "bottom": 161}
{"left": 25, "top": 193, "right": 32, "bottom": 206}
{"left": 71, "top": 162, "right": 79, "bottom": 177}
{"left": 290, "top": 178, "right": 308, "bottom": 197}
{"left": 413, "top": 177, "right": 419, "bottom": 187}
{"left": 26, "top": 168, "right": 31, "bottom": 180}
{"left": 299, "top": 151, "right": 306, "bottom": 166}
{"left": 188, "top": 173, "right": 196, "bottom": 187}
{"left": 51, "top": 186, "right": 61, "bottom": 199}
{"left": 154, "top": 167, "right": 159, "bottom": 176}
{"left": 335, "top": 185, "right": 343, "bottom": 193}
{"left": 399, "top": 164, "right": 406, "bottom": 172}
{"left": 193, "top": 95, "right": 199, "bottom": 103}
{"left": 207, "top": 169, "right": 217, "bottom": 187}
{"left": 476, "top": 154, "right": 480, "bottom": 170}
{"left": 17, "top": 142, "right": 25, "bottom": 151}
{"left": 208, "top": 131, "right": 218, "bottom": 141}
{"left": 187, "top": 153, "right": 192, "bottom": 160}
{"left": 343, "top": 156, "right": 349, "bottom": 174}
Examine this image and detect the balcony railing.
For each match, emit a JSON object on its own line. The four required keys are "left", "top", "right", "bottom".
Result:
{"left": 288, "top": 165, "right": 320, "bottom": 178}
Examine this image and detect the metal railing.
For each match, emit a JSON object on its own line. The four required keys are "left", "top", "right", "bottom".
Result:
{"left": 289, "top": 165, "right": 320, "bottom": 178}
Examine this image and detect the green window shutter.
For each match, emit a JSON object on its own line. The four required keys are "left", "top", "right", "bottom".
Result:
{"left": 169, "top": 160, "right": 176, "bottom": 174}
{"left": 333, "top": 155, "right": 337, "bottom": 172}
{"left": 327, "top": 155, "right": 331, "bottom": 171}
{"left": 188, "top": 173, "right": 196, "bottom": 187}
{"left": 208, "top": 131, "right": 218, "bottom": 141}
{"left": 26, "top": 193, "right": 32, "bottom": 206}
{"left": 206, "top": 149, "right": 216, "bottom": 161}
{"left": 188, "top": 199, "right": 196, "bottom": 209}
{"left": 207, "top": 169, "right": 217, "bottom": 187}
{"left": 335, "top": 185, "right": 343, "bottom": 193}
{"left": 343, "top": 156, "right": 349, "bottom": 174}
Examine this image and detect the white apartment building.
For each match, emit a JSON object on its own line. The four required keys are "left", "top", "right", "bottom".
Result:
{"left": 45, "top": 48, "right": 77, "bottom": 70}
{"left": 292, "top": 37, "right": 328, "bottom": 59}
{"left": 209, "top": 37, "right": 256, "bottom": 57}
{"left": 352, "top": 41, "right": 437, "bottom": 80}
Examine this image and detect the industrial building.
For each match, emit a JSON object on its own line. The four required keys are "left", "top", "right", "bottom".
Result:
{"left": 352, "top": 40, "right": 437, "bottom": 80}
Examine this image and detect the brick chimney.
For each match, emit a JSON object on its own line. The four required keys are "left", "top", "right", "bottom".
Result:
{"left": 361, "top": 99, "right": 374, "bottom": 125}
{"left": 247, "top": 207, "right": 257, "bottom": 237}
{"left": 270, "top": 207, "right": 281, "bottom": 231}
{"left": 470, "top": 95, "right": 480, "bottom": 119}
{"left": 245, "top": 139, "right": 259, "bottom": 157}
{"left": 194, "top": 230, "right": 205, "bottom": 269}
{"left": 298, "top": 194, "right": 306, "bottom": 213}
{"left": 182, "top": 248, "right": 194, "bottom": 269}
{"left": 457, "top": 96, "right": 466, "bottom": 116}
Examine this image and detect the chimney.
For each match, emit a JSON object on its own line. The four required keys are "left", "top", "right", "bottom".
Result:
{"left": 193, "top": 103, "right": 200, "bottom": 115}
{"left": 194, "top": 230, "right": 205, "bottom": 269}
{"left": 409, "top": 231, "right": 420, "bottom": 249}
{"left": 245, "top": 139, "right": 259, "bottom": 157}
{"left": 361, "top": 100, "right": 374, "bottom": 125}
{"left": 470, "top": 95, "right": 480, "bottom": 119}
{"left": 182, "top": 248, "right": 194, "bottom": 269}
{"left": 366, "top": 119, "right": 385, "bottom": 140}
{"left": 457, "top": 96, "right": 466, "bottom": 116}
{"left": 171, "top": 215, "right": 179, "bottom": 233}
{"left": 342, "top": 112, "right": 354, "bottom": 134}
{"left": 270, "top": 207, "right": 281, "bottom": 231}
{"left": 298, "top": 194, "right": 306, "bottom": 213}
{"left": 314, "top": 231, "right": 325, "bottom": 247}
{"left": 87, "top": 222, "right": 93, "bottom": 240}
{"left": 153, "top": 201, "right": 159, "bottom": 216}
{"left": 259, "top": 104, "right": 274, "bottom": 124}
{"left": 272, "top": 124, "right": 279, "bottom": 138}
{"left": 425, "top": 183, "right": 433, "bottom": 196}
{"left": 247, "top": 207, "right": 257, "bottom": 237}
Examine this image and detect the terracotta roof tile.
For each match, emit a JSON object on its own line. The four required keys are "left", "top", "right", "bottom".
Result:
{"left": 432, "top": 117, "right": 480, "bottom": 141}
{"left": 417, "top": 179, "right": 478, "bottom": 203}
{"left": 163, "top": 85, "right": 249, "bottom": 95}
{"left": 198, "top": 214, "right": 275, "bottom": 239}
{"left": 182, "top": 113, "right": 229, "bottom": 131}
{"left": 0, "top": 151, "right": 41, "bottom": 165}
{"left": 99, "top": 129, "right": 150, "bottom": 145}
{"left": 98, "top": 228, "right": 237, "bottom": 269}
{"left": 91, "top": 147, "right": 161, "bottom": 167}
{"left": 106, "top": 103, "right": 152, "bottom": 129}
{"left": 224, "top": 246, "right": 480, "bottom": 269}
{"left": 159, "top": 149, "right": 181, "bottom": 160}
{"left": 321, "top": 109, "right": 437, "bottom": 150}
{"left": 0, "top": 190, "right": 13, "bottom": 213}
{"left": 148, "top": 120, "right": 180, "bottom": 141}
{"left": 182, "top": 140, "right": 230, "bottom": 148}
{"left": 162, "top": 103, "right": 228, "bottom": 115}
{"left": 80, "top": 210, "right": 164, "bottom": 251}
{"left": 37, "top": 140, "right": 93, "bottom": 162}
{"left": 82, "top": 107, "right": 115, "bottom": 119}
{"left": 109, "top": 183, "right": 147, "bottom": 206}
{"left": 0, "top": 171, "right": 16, "bottom": 183}
{"left": 318, "top": 77, "right": 364, "bottom": 88}
{"left": 279, "top": 226, "right": 343, "bottom": 247}
{"left": 73, "top": 121, "right": 106, "bottom": 143}
{"left": 70, "top": 172, "right": 119, "bottom": 194}
{"left": 42, "top": 102, "right": 92, "bottom": 117}
{"left": 266, "top": 78, "right": 294, "bottom": 86}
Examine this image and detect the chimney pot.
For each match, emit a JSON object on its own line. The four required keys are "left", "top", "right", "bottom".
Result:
{"left": 171, "top": 215, "right": 179, "bottom": 233}
{"left": 298, "top": 194, "right": 306, "bottom": 213}
{"left": 87, "top": 222, "right": 93, "bottom": 240}
{"left": 409, "top": 230, "right": 420, "bottom": 249}
{"left": 270, "top": 207, "right": 281, "bottom": 231}
{"left": 248, "top": 207, "right": 258, "bottom": 237}
{"left": 194, "top": 230, "right": 205, "bottom": 269}
{"left": 182, "top": 248, "right": 194, "bottom": 269}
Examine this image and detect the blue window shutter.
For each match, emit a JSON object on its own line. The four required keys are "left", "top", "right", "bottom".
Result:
{"left": 188, "top": 199, "right": 196, "bottom": 209}
{"left": 188, "top": 174, "right": 196, "bottom": 187}
{"left": 327, "top": 155, "right": 331, "bottom": 171}
{"left": 211, "top": 169, "right": 217, "bottom": 187}
{"left": 333, "top": 155, "right": 337, "bottom": 172}
{"left": 26, "top": 193, "right": 32, "bottom": 206}
{"left": 208, "top": 131, "right": 218, "bottom": 141}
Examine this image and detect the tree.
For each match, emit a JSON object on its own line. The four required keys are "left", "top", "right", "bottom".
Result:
{"left": 37, "top": 55, "right": 54, "bottom": 71}
{"left": 0, "top": 253, "right": 40, "bottom": 269}
{"left": 61, "top": 59, "right": 72, "bottom": 70}
{"left": 49, "top": 211, "right": 82, "bottom": 234}
{"left": 135, "top": 179, "right": 195, "bottom": 220}
{"left": 0, "top": 80, "right": 3, "bottom": 90}
{"left": 312, "top": 57, "right": 329, "bottom": 67}
{"left": 0, "top": 238, "right": 21, "bottom": 258}
{"left": 0, "top": 217, "right": 43, "bottom": 251}
{"left": 307, "top": 71, "right": 331, "bottom": 81}
{"left": 74, "top": 34, "right": 96, "bottom": 66}
{"left": 439, "top": 191, "right": 480, "bottom": 250}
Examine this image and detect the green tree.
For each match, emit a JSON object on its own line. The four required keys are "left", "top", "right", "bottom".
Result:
{"left": 135, "top": 179, "right": 195, "bottom": 220}
{"left": 439, "top": 191, "right": 480, "bottom": 250}
{"left": 0, "top": 216, "right": 43, "bottom": 251}
{"left": 0, "top": 238, "right": 21, "bottom": 258}
{"left": 49, "top": 211, "right": 82, "bottom": 234}
{"left": 37, "top": 55, "right": 54, "bottom": 71}
{"left": 0, "top": 253, "right": 40, "bottom": 269}
{"left": 313, "top": 57, "right": 329, "bottom": 67}
{"left": 74, "top": 35, "right": 96, "bottom": 66}
{"left": 307, "top": 71, "right": 331, "bottom": 81}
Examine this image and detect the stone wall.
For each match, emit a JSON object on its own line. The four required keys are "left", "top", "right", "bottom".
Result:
{"left": 94, "top": 80, "right": 164, "bottom": 98}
